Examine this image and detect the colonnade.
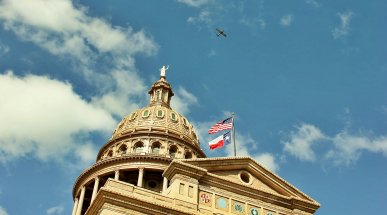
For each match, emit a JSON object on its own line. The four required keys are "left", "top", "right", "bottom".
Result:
{"left": 72, "top": 168, "right": 168, "bottom": 215}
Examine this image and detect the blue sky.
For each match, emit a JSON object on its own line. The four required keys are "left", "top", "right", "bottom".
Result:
{"left": 0, "top": 0, "right": 386, "bottom": 214}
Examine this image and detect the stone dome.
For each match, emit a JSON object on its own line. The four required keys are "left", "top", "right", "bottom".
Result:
{"left": 111, "top": 105, "right": 200, "bottom": 146}
{"left": 95, "top": 75, "right": 205, "bottom": 161}
{"left": 73, "top": 69, "right": 206, "bottom": 215}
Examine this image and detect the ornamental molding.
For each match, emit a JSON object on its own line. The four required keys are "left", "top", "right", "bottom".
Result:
{"left": 97, "top": 130, "right": 205, "bottom": 160}
{"left": 163, "top": 160, "right": 207, "bottom": 180}
{"left": 162, "top": 158, "right": 319, "bottom": 213}
{"left": 86, "top": 179, "right": 196, "bottom": 215}
{"left": 72, "top": 155, "right": 172, "bottom": 198}
{"left": 182, "top": 157, "right": 318, "bottom": 204}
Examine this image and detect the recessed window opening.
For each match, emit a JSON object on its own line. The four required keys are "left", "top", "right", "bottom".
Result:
{"left": 169, "top": 145, "right": 177, "bottom": 158}
{"left": 151, "top": 142, "right": 161, "bottom": 154}
{"left": 134, "top": 142, "right": 144, "bottom": 153}
{"left": 156, "top": 110, "right": 164, "bottom": 118}
{"left": 240, "top": 172, "right": 250, "bottom": 184}
{"left": 129, "top": 112, "right": 137, "bottom": 120}
{"left": 148, "top": 181, "right": 157, "bottom": 188}
{"left": 118, "top": 145, "right": 127, "bottom": 155}
{"left": 142, "top": 109, "right": 150, "bottom": 118}
{"left": 170, "top": 112, "right": 177, "bottom": 122}
{"left": 107, "top": 150, "right": 113, "bottom": 157}
{"left": 184, "top": 151, "right": 192, "bottom": 159}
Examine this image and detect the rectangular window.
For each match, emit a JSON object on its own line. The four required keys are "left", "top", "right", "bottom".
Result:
{"left": 179, "top": 183, "right": 184, "bottom": 195}
{"left": 188, "top": 185, "right": 193, "bottom": 197}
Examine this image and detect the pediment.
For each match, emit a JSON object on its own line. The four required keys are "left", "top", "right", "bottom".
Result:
{"left": 209, "top": 169, "right": 281, "bottom": 196}
{"left": 181, "top": 157, "right": 317, "bottom": 203}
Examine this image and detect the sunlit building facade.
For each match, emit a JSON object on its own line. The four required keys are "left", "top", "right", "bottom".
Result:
{"left": 72, "top": 70, "right": 319, "bottom": 215}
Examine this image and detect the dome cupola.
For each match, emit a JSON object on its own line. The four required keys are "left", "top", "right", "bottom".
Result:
{"left": 73, "top": 66, "right": 206, "bottom": 214}
{"left": 96, "top": 66, "right": 205, "bottom": 161}
{"left": 148, "top": 65, "right": 174, "bottom": 108}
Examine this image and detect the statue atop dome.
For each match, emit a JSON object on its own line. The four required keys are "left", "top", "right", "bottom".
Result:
{"left": 160, "top": 65, "right": 169, "bottom": 77}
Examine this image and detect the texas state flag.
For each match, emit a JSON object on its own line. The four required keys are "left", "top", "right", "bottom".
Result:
{"left": 209, "top": 131, "right": 232, "bottom": 150}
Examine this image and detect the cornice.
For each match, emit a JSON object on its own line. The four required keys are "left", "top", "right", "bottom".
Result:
{"left": 202, "top": 173, "right": 319, "bottom": 213}
{"left": 163, "top": 160, "right": 207, "bottom": 180}
{"left": 163, "top": 158, "right": 320, "bottom": 213}
{"left": 72, "top": 155, "right": 172, "bottom": 198}
{"left": 86, "top": 182, "right": 196, "bottom": 215}
{"left": 182, "top": 157, "right": 319, "bottom": 205}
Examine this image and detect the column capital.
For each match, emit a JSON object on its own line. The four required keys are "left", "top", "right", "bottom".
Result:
{"left": 114, "top": 169, "right": 120, "bottom": 180}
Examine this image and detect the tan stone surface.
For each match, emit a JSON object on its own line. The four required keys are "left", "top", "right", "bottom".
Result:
{"left": 72, "top": 75, "right": 319, "bottom": 215}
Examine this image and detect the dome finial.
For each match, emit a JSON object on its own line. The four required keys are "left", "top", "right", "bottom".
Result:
{"left": 160, "top": 65, "right": 169, "bottom": 78}
{"left": 148, "top": 66, "right": 174, "bottom": 108}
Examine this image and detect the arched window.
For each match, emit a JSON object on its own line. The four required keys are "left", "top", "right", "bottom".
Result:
{"left": 118, "top": 144, "right": 127, "bottom": 155}
{"left": 184, "top": 151, "right": 192, "bottom": 159}
{"left": 156, "top": 110, "right": 164, "bottom": 118}
{"left": 107, "top": 150, "right": 113, "bottom": 157}
{"left": 134, "top": 142, "right": 144, "bottom": 153}
{"left": 169, "top": 145, "right": 178, "bottom": 158}
{"left": 170, "top": 112, "right": 177, "bottom": 122}
{"left": 151, "top": 142, "right": 161, "bottom": 154}
{"left": 142, "top": 109, "right": 150, "bottom": 118}
{"left": 182, "top": 117, "right": 188, "bottom": 128}
{"left": 129, "top": 112, "right": 137, "bottom": 121}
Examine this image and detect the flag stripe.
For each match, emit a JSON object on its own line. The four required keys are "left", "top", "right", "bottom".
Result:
{"left": 208, "top": 117, "right": 233, "bottom": 134}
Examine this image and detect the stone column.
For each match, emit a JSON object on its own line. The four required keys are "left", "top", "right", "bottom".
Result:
{"left": 71, "top": 197, "right": 79, "bottom": 215}
{"left": 137, "top": 167, "right": 144, "bottom": 187}
{"left": 114, "top": 170, "right": 119, "bottom": 180}
{"left": 91, "top": 177, "right": 99, "bottom": 203}
{"left": 75, "top": 186, "right": 85, "bottom": 215}
{"left": 162, "top": 177, "right": 168, "bottom": 194}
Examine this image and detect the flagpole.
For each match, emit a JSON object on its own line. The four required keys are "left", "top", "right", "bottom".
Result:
{"left": 232, "top": 112, "right": 236, "bottom": 156}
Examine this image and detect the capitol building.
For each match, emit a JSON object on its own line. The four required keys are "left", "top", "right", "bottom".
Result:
{"left": 71, "top": 69, "right": 320, "bottom": 215}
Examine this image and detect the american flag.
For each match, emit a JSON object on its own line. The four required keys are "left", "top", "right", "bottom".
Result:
{"left": 208, "top": 117, "right": 233, "bottom": 134}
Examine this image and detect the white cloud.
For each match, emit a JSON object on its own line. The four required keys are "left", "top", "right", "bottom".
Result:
{"left": 283, "top": 122, "right": 387, "bottom": 166}
{"left": 258, "top": 19, "right": 266, "bottom": 29}
{"left": 332, "top": 11, "right": 354, "bottom": 39}
{"left": 177, "top": 0, "right": 211, "bottom": 8}
{"left": 239, "top": 0, "right": 266, "bottom": 31}
{"left": 91, "top": 68, "right": 146, "bottom": 117}
{"left": 188, "top": 10, "right": 212, "bottom": 25}
{"left": 280, "top": 14, "right": 294, "bottom": 27}
{"left": 74, "top": 143, "right": 99, "bottom": 167}
{"left": 305, "top": 0, "right": 320, "bottom": 8}
{"left": 254, "top": 153, "right": 278, "bottom": 173}
{"left": 0, "top": 0, "right": 156, "bottom": 57}
{"left": 283, "top": 123, "right": 326, "bottom": 161}
{"left": 47, "top": 206, "right": 64, "bottom": 215}
{"left": 225, "top": 132, "right": 279, "bottom": 172}
{"left": 240, "top": 17, "right": 266, "bottom": 30}
{"left": 0, "top": 42, "right": 9, "bottom": 56}
{"left": 171, "top": 86, "right": 198, "bottom": 115}
{"left": 0, "top": 71, "right": 115, "bottom": 164}
{"left": 0, "top": 0, "right": 158, "bottom": 118}
{"left": 0, "top": 206, "right": 8, "bottom": 215}
{"left": 327, "top": 132, "right": 387, "bottom": 165}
